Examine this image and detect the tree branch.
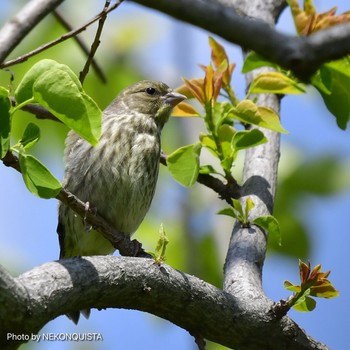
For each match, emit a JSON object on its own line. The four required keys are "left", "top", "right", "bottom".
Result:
{"left": 0, "top": 1, "right": 123, "bottom": 68}
{"left": 52, "top": 10, "right": 107, "bottom": 83}
{"left": 131, "top": 0, "right": 350, "bottom": 81}
{"left": 0, "top": 0, "right": 64, "bottom": 63}
{"left": 0, "top": 256, "right": 329, "bottom": 350}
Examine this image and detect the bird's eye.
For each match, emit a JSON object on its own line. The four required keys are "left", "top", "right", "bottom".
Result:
{"left": 145, "top": 87, "right": 157, "bottom": 96}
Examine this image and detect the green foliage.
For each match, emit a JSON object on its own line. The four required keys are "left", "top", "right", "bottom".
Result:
{"left": 15, "top": 59, "right": 101, "bottom": 145}
{"left": 1, "top": 59, "right": 102, "bottom": 199}
{"left": 0, "top": 87, "right": 11, "bottom": 158}
{"left": 18, "top": 153, "right": 62, "bottom": 199}
{"left": 148, "top": 224, "right": 169, "bottom": 265}
{"left": 284, "top": 260, "right": 339, "bottom": 312}
{"left": 167, "top": 142, "right": 202, "bottom": 187}
{"left": 242, "top": 1, "right": 350, "bottom": 129}
{"left": 218, "top": 198, "right": 281, "bottom": 243}
{"left": 169, "top": 37, "right": 287, "bottom": 188}
{"left": 311, "top": 59, "right": 350, "bottom": 129}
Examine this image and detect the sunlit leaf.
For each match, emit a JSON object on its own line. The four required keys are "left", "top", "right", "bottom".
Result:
{"left": 19, "top": 153, "right": 62, "bottom": 199}
{"left": 293, "top": 295, "right": 316, "bottom": 312}
{"left": 204, "top": 64, "right": 214, "bottom": 103}
{"left": 167, "top": 142, "right": 202, "bottom": 187}
{"left": 172, "top": 102, "right": 200, "bottom": 117}
{"left": 230, "top": 100, "right": 288, "bottom": 134}
{"left": 199, "top": 133, "right": 218, "bottom": 155}
{"left": 310, "top": 282, "right": 340, "bottom": 298}
{"left": 217, "top": 207, "right": 238, "bottom": 219}
{"left": 232, "top": 198, "right": 244, "bottom": 218}
{"left": 245, "top": 197, "right": 255, "bottom": 215}
{"left": 299, "top": 259, "right": 311, "bottom": 283}
{"left": 249, "top": 72, "right": 306, "bottom": 95}
{"left": 209, "top": 36, "right": 228, "bottom": 69}
{"left": 284, "top": 280, "right": 301, "bottom": 293}
{"left": 33, "top": 69, "right": 101, "bottom": 145}
{"left": 182, "top": 78, "right": 205, "bottom": 104}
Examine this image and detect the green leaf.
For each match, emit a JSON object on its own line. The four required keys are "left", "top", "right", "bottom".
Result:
{"left": 310, "top": 282, "right": 340, "bottom": 298}
{"left": 252, "top": 215, "right": 281, "bottom": 245}
{"left": 312, "top": 59, "right": 350, "bottom": 129}
{"left": 33, "top": 69, "right": 101, "bottom": 145}
{"left": 19, "top": 153, "right": 62, "bottom": 199}
{"left": 245, "top": 197, "right": 255, "bottom": 215}
{"left": 230, "top": 100, "right": 288, "bottom": 134}
{"left": 167, "top": 142, "right": 202, "bottom": 187}
{"left": 149, "top": 224, "right": 169, "bottom": 265}
{"left": 199, "top": 164, "right": 218, "bottom": 175}
{"left": 15, "top": 59, "right": 82, "bottom": 103}
{"left": 283, "top": 280, "right": 301, "bottom": 293}
{"left": 217, "top": 207, "right": 238, "bottom": 219}
{"left": 242, "top": 52, "right": 278, "bottom": 73}
{"left": 14, "top": 59, "right": 102, "bottom": 145}
{"left": 232, "top": 129, "right": 267, "bottom": 151}
{"left": 293, "top": 295, "right": 316, "bottom": 312}
{"left": 249, "top": 72, "right": 306, "bottom": 94}
{"left": 232, "top": 198, "right": 244, "bottom": 218}
{"left": 0, "top": 87, "right": 11, "bottom": 158}
{"left": 199, "top": 133, "right": 218, "bottom": 155}
{"left": 218, "top": 124, "right": 236, "bottom": 171}
{"left": 19, "top": 123, "right": 40, "bottom": 149}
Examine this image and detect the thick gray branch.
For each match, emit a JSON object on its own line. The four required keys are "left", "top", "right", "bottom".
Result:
{"left": 0, "top": 257, "right": 328, "bottom": 350}
{"left": 131, "top": 0, "right": 350, "bottom": 81}
{"left": 0, "top": 0, "right": 64, "bottom": 62}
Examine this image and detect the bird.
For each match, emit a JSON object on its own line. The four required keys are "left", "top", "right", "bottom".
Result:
{"left": 57, "top": 80, "right": 186, "bottom": 323}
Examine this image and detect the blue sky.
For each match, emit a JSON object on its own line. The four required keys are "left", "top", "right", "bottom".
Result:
{"left": 1, "top": 1, "right": 349, "bottom": 349}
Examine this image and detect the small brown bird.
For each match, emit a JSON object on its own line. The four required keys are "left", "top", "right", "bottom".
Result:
{"left": 57, "top": 80, "right": 186, "bottom": 323}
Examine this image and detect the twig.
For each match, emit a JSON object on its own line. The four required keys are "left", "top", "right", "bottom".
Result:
{"left": 0, "top": 1, "right": 124, "bottom": 69}
{"left": 2, "top": 151, "right": 150, "bottom": 258}
{"left": 52, "top": 10, "right": 107, "bottom": 84}
{"left": 79, "top": 1, "right": 120, "bottom": 84}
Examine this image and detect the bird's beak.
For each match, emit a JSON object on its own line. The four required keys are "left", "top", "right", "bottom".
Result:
{"left": 164, "top": 90, "right": 187, "bottom": 107}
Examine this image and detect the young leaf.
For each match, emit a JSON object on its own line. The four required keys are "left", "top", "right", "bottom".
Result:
{"left": 283, "top": 280, "right": 301, "bottom": 293}
{"left": 0, "top": 87, "right": 11, "bottom": 158}
{"left": 252, "top": 215, "right": 281, "bottom": 245}
{"left": 249, "top": 72, "right": 306, "bottom": 95}
{"left": 217, "top": 207, "right": 238, "bottom": 219}
{"left": 149, "top": 224, "right": 169, "bottom": 265}
{"left": 19, "top": 153, "right": 62, "bottom": 199}
{"left": 242, "top": 52, "right": 278, "bottom": 73}
{"left": 199, "top": 164, "right": 218, "bottom": 175}
{"left": 172, "top": 102, "right": 200, "bottom": 117}
{"left": 245, "top": 197, "right": 255, "bottom": 215}
{"left": 167, "top": 142, "right": 202, "bottom": 187}
{"left": 230, "top": 100, "right": 288, "bottom": 134}
{"left": 232, "top": 129, "right": 267, "bottom": 151}
{"left": 19, "top": 123, "right": 40, "bottom": 149}
{"left": 199, "top": 133, "right": 218, "bottom": 155}
{"left": 232, "top": 199, "right": 244, "bottom": 219}
{"left": 182, "top": 78, "right": 205, "bottom": 104}
{"left": 293, "top": 295, "right": 316, "bottom": 312}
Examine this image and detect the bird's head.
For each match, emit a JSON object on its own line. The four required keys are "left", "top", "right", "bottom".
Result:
{"left": 113, "top": 80, "right": 186, "bottom": 128}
